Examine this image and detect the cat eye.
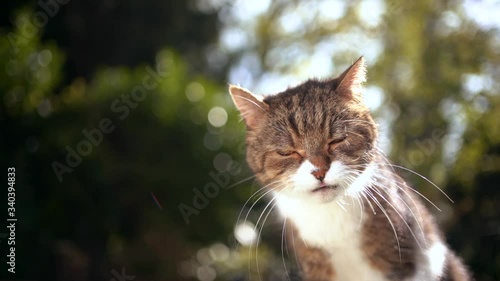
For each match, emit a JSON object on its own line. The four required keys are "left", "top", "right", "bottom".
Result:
{"left": 276, "top": 150, "right": 300, "bottom": 157}
{"left": 329, "top": 134, "right": 347, "bottom": 146}
{"left": 277, "top": 150, "right": 294, "bottom": 156}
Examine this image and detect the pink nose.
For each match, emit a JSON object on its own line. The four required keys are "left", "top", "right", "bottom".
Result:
{"left": 309, "top": 155, "right": 329, "bottom": 181}
{"left": 311, "top": 169, "right": 327, "bottom": 181}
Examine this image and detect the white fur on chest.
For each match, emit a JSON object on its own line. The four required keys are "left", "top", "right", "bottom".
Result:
{"left": 274, "top": 158, "right": 448, "bottom": 281}
{"left": 275, "top": 195, "right": 388, "bottom": 281}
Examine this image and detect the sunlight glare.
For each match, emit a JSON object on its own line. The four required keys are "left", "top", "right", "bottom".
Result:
{"left": 234, "top": 222, "right": 257, "bottom": 246}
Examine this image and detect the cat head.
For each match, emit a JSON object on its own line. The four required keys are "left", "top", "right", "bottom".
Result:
{"left": 229, "top": 57, "right": 378, "bottom": 203}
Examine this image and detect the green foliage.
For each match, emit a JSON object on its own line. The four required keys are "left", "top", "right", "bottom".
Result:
{"left": 1, "top": 9, "right": 252, "bottom": 281}
{"left": 0, "top": 8, "right": 64, "bottom": 118}
{"left": 1, "top": 1, "right": 499, "bottom": 280}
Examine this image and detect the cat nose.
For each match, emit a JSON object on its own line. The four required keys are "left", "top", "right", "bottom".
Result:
{"left": 309, "top": 155, "right": 329, "bottom": 181}
{"left": 311, "top": 169, "right": 327, "bottom": 181}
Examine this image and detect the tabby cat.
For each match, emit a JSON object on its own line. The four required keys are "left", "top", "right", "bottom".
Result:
{"left": 228, "top": 57, "right": 471, "bottom": 281}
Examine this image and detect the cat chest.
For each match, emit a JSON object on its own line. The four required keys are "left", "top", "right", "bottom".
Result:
{"left": 276, "top": 198, "right": 388, "bottom": 281}
{"left": 294, "top": 209, "right": 388, "bottom": 281}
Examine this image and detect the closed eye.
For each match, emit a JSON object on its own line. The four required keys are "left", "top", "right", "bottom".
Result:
{"left": 276, "top": 150, "right": 302, "bottom": 158}
{"left": 329, "top": 134, "right": 347, "bottom": 146}
{"left": 277, "top": 150, "right": 295, "bottom": 156}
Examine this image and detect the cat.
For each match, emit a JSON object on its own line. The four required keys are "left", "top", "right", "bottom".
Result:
{"left": 228, "top": 57, "right": 472, "bottom": 281}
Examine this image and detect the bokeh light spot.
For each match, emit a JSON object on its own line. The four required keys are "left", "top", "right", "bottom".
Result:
{"left": 234, "top": 222, "right": 257, "bottom": 246}
{"left": 204, "top": 133, "right": 222, "bottom": 151}
{"left": 213, "top": 152, "right": 232, "bottom": 172}
{"left": 37, "top": 99, "right": 52, "bottom": 117}
{"left": 38, "top": 49, "right": 53, "bottom": 67}
{"left": 196, "top": 248, "right": 213, "bottom": 266}
{"left": 208, "top": 106, "right": 228, "bottom": 127}
{"left": 186, "top": 82, "right": 205, "bottom": 102}
{"left": 196, "top": 265, "right": 216, "bottom": 281}
{"left": 209, "top": 243, "right": 229, "bottom": 262}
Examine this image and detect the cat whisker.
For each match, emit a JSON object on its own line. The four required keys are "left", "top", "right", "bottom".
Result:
{"left": 356, "top": 190, "right": 365, "bottom": 228}
{"left": 372, "top": 165, "right": 444, "bottom": 211}
{"left": 252, "top": 196, "right": 277, "bottom": 281}
{"left": 367, "top": 185, "right": 425, "bottom": 251}
{"left": 225, "top": 174, "right": 257, "bottom": 190}
{"left": 236, "top": 180, "right": 279, "bottom": 229}
{"left": 289, "top": 222, "right": 302, "bottom": 273}
{"left": 243, "top": 185, "right": 279, "bottom": 228}
{"left": 254, "top": 187, "right": 288, "bottom": 281}
{"left": 240, "top": 184, "right": 281, "bottom": 277}
{"left": 374, "top": 148, "right": 396, "bottom": 173}
{"left": 362, "top": 187, "right": 402, "bottom": 261}
{"left": 349, "top": 162, "right": 445, "bottom": 212}
{"left": 358, "top": 164, "right": 431, "bottom": 248}
{"left": 343, "top": 171, "right": 368, "bottom": 228}
{"left": 336, "top": 200, "right": 348, "bottom": 212}
{"left": 373, "top": 171, "right": 424, "bottom": 214}
{"left": 371, "top": 171, "right": 425, "bottom": 221}
{"left": 281, "top": 217, "right": 292, "bottom": 281}
{"left": 378, "top": 163, "right": 453, "bottom": 203}
{"left": 241, "top": 180, "right": 287, "bottom": 222}
{"left": 402, "top": 184, "right": 442, "bottom": 211}
{"left": 376, "top": 182, "right": 427, "bottom": 248}
{"left": 360, "top": 191, "right": 377, "bottom": 215}
{"left": 393, "top": 185, "right": 424, "bottom": 223}
{"left": 349, "top": 195, "right": 355, "bottom": 209}
{"left": 237, "top": 182, "right": 286, "bottom": 261}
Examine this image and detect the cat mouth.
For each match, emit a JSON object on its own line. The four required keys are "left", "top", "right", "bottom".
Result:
{"left": 312, "top": 185, "right": 338, "bottom": 193}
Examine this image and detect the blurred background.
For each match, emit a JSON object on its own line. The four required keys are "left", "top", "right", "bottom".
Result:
{"left": 1, "top": 0, "right": 499, "bottom": 280}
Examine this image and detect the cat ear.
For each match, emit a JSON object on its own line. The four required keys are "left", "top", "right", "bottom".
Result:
{"left": 336, "top": 56, "right": 366, "bottom": 97}
{"left": 228, "top": 85, "right": 269, "bottom": 129}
